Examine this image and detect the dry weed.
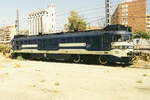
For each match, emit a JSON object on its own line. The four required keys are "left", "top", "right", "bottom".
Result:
{"left": 15, "top": 63, "right": 21, "bottom": 68}
{"left": 54, "top": 82, "right": 60, "bottom": 86}
{"left": 40, "top": 80, "right": 46, "bottom": 83}
{"left": 142, "top": 74, "right": 148, "bottom": 77}
{"left": 136, "top": 80, "right": 143, "bottom": 83}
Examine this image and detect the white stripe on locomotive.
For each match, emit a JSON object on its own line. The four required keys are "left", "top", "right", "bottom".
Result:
{"left": 59, "top": 43, "right": 86, "bottom": 47}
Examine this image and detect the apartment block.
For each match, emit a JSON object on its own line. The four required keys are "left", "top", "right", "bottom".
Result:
{"left": 0, "top": 25, "right": 17, "bottom": 42}
{"left": 111, "top": 0, "right": 146, "bottom": 32}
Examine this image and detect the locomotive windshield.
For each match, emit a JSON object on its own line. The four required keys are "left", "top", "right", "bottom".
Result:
{"left": 113, "top": 34, "right": 132, "bottom": 42}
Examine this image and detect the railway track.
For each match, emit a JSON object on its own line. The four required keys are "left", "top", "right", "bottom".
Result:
{"left": 23, "top": 56, "right": 150, "bottom": 69}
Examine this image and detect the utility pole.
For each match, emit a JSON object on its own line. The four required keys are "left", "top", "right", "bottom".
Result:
{"left": 105, "top": 0, "right": 110, "bottom": 26}
{"left": 16, "top": 9, "right": 19, "bottom": 35}
{"left": 88, "top": 23, "right": 91, "bottom": 30}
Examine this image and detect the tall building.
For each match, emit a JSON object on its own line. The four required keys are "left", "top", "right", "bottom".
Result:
{"left": 111, "top": 0, "right": 146, "bottom": 32}
{"left": 146, "top": 14, "right": 150, "bottom": 33}
{"left": 28, "top": 4, "right": 56, "bottom": 35}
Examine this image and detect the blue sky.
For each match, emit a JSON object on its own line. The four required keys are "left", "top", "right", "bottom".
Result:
{"left": 0, "top": 0, "right": 149, "bottom": 31}
{"left": 0, "top": 0, "right": 105, "bottom": 31}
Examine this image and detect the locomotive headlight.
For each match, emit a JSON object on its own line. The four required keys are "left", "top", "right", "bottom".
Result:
{"left": 111, "top": 46, "right": 120, "bottom": 49}
{"left": 111, "top": 46, "right": 116, "bottom": 49}
{"left": 120, "top": 46, "right": 122, "bottom": 49}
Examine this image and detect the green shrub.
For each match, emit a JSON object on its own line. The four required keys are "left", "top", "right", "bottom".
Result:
{"left": 0, "top": 44, "right": 11, "bottom": 53}
{"left": 17, "top": 56, "right": 24, "bottom": 61}
{"left": 142, "top": 74, "right": 148, "bottom": 77}
{"left": 54, "top": 82, "right": 60, "bottom": 86}
{"left": 136, "top": 80, "right": 143, "bottom": 83}
{"left": 40, "top": 80, "right": 46, "bottom": 83}
{"left": 133, "top": 31, "right": 150, "bottom": 39}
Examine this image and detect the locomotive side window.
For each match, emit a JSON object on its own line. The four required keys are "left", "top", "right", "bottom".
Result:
{"left": 123, "top": 35, "right": 129, "bottom": 41}
{"left": 122, "top": 35, "right": 131, "bottom": 42}
{"left": 113, "top": 35, "right": 131, "bottom": 42}
{"left": 113, "top": 35, "right": 122, "bottom": 42}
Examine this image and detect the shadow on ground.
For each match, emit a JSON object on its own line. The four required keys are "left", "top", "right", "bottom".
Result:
{"left": 29, "top": 58, "right": 131, "bottom": 67}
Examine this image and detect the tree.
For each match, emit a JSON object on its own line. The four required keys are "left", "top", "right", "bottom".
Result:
{"left": 133, "top": 31, "right": 150, "bottom": 39}
{"left": 64, "top": 11, "right": 87, "bottom": 32}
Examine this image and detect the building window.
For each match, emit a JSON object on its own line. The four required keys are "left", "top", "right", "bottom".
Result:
{"left": 147, "top": 27, "right": 150, "bottom": 30}
{"left": 122, "top": 4, "right": 128, "bottom": 8}
{"left": 121, "top": 0, "right": 136, "bottom": 3}
{"left": 147, "top": 22, "right": 150, "bottom": 25}
{"left": 122, "top": 17, "right": 128, "bottom": 25}
{"left": 122, "top": 13, "right": 128, "bottom": 16}
{"left": 122, "top": 22, "right": 128, "bottom": 25}
{"left": 122, "top": 17, "right": 127, "bottom": 21}
{"left": 122, "top": 9, "right": 128, "bottom": 12}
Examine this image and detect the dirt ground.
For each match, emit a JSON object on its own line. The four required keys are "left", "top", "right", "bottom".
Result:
{"left": 0, "top": 54, "right": 150, "bottom": 100}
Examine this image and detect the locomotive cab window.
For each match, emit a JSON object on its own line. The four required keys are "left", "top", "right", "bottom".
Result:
{"left": 113, "top": 35, "right": 122, "bottom": 42}
{"left": 122, "top": 35, "right": 132, "bottom": 42}
{"left": 113, "top": 34, "right": 131, "bottom": 42}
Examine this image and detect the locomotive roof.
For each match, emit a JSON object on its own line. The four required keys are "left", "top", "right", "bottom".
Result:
{"left": 14, "top": 30, "right": 132, "bottom": 41}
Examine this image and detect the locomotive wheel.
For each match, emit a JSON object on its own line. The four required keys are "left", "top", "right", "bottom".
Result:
{"left": 73, "top": 55, "right": 81, "bottom": 63}
{"left": 98, "top": 56, "right": 108, "bottom": 65}
{"left": 126, "top": 57, "right": 134, "bottom": 65}
{"left": 131, "top": 56, "right": 137, "bottom": 64}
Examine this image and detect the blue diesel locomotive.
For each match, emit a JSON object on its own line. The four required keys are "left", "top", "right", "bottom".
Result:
{"left": 11, "top": 29, "right": 133, "bottom": 64}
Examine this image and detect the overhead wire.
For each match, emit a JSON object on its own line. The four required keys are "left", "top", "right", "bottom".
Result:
{"left": 56, "top": 3, "right": 106, "bottom": 31}
{"left": 56, "top": 6, "right": 105, "bottom": 18}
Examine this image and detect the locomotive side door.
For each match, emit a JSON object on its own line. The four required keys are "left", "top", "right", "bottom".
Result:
{"left": 103, "top": 33, "right": 110, "bottom": 50}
